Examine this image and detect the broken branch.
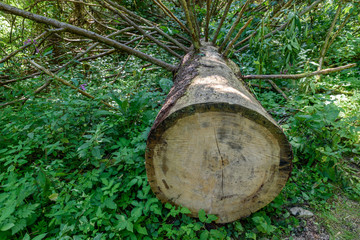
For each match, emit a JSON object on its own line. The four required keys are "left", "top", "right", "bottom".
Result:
{"left": 219, "top": 0, "right": 253, "bottom": 52}
{"left": 0, "top": 2, "right": 176, "bottom": 71}
{"left": 223, "top": 17, "right": 253, "bottom": 56}
{"left": 211, "top": 0, "right": 233, "bottom": 44}
{"left": 29, "top": 60, "right": 117, "bottom": 110}
{"left": 242, "top": 63, "right": 356, "bottom": 80}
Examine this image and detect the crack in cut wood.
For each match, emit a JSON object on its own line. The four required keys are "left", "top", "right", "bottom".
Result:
{"left": 214, "top": 128, "right": 225, "bottom": 198}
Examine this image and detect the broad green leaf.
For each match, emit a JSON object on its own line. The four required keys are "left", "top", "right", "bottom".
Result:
{"left": 131, "top": 207, "right": 142, "bottom": 221}
{"left": 1, "top": 222, "right": 14, "bottom": 231}
{"left": 199, "top": 230, "right": 209, "bottom": 240}
{"left": 234, "top": 222, "right": 244, "bottom": 232}
{"left": 198, "top": 209, "right": 206, "bottom": 222}
{"left": 32, "top": 234, "right": 47, "bottom": 240}
{"left": 91, "top": 147, "right": 101, "bottom": 159}
{"left": 60, "top": 138, "right": 69, "bottom": 143}
{"left": 180, "top": 207, "right": 191, "bottom": 214}
{"left": 245, "top": 232, "right": 257, "bottom": 240}
{"left": 206, "top": 214, "right": 218, "bottom": 223}
{"left": 135, "top": 224, "right": 148, "bottom": 235}
{"left": 104, "top": 198, "right": 117, "bottom": 209}
{"left": 210, "top": 229, "right": 226, "bottom": 238}
{"left": 115, "top": 215, "right": 127, "bottom": 231}
{"left": 22, "top": 233, "right": 30, "bottom": 240}
{"left": 126, "top": 221, "right": 134, "bottom": 232}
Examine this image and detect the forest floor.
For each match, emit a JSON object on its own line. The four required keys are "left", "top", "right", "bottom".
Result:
{"left": 291, "top": 160, "right": 360, "bottom": 240}
{"left": 291, "top": 195, "right": 360, "bottom": 240}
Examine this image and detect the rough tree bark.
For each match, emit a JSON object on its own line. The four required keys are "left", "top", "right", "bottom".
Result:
{"left": 146, "top": 43, "right": 293, "bottom": 223}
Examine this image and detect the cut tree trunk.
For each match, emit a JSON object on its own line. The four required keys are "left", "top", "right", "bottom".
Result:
{"left": 145, "top": 42, "right": 293, "bottom": 223}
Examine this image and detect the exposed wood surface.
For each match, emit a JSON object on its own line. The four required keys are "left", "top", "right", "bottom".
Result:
{"left": 146, "top": 43, "right": 292, "bottom": 223}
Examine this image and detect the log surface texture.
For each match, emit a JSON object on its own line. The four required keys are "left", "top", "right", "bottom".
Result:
{"left": 146, "top": 43, "right": 293, "bottom": 223}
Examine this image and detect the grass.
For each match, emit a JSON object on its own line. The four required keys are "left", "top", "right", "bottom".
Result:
{"left": 319, "top": 192, "right": 360, "bottom": 239}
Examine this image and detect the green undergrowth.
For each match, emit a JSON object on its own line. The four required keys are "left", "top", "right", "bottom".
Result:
{"left": 1, "top": 69, "right": 359, "bottom": 240}
{"left": 1, "top": 53, "right": 360, "bottom": 239}
{"left": 1, "top": 0, "right": 360, "bottom": 239}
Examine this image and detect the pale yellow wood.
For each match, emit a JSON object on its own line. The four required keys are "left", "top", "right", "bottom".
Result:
{"left": 146, "top": 42, "right": 292, "bottom": 223}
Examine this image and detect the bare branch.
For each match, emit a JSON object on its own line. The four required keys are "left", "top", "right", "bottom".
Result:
{"left": 0, "top": 78, "right": 52, "bottom": 108}
{"left": 29, "top": 60, "right": 117, "bottom": 109}
{"left": 233, "top": 31, "right": 254, "bottom": 49}
{"left": 0, "top": 30, "right": 48, "bottom": 64}
{"left": 318, "top": 4, "right": 342, "bottom": 71}
{"left": 0, "top": 72, "right": 39, "bottom": 86}
{"left": 211, "top": 0, "right": 233, "bottom": 44}
{"left": 267, "top": 79, "right": 289, "bottom": 101}
{"left": 99, "top": 0, "right": 182, "bottom": 59}
{"left": 242, "top": 63, "right": 356, "bottom": 80}
{"left": 236, "top": 0, "right": 322, "bottom": 52}
{"left": 0, "top": 97, "right": 27, "bottom": 108}
{"left": 1, "top": 28, "right": 135, "bottom": 86}
{"left": 152, "top": 0, "right": 190, "bottom": 34}
{"left": 204, "top": 0, "right": 211, "bottom": 41}
{"left": 209, "top": 0, "right": 220, "bottom": 18}
{"left": 84, "top": 6, "right": 118, "bottom": 31}
{"left": 223, "top": 17, "right": 253, "bottom": 56}
{"left": 65, "top": 0, "right": 98, "bottom": 6}
{"left": 187, "top": 0, "right": 201, "bottom": 41}
{"left": 179, "top": 0, "right": 200, "bottom": 51}
{"left": 233, "top": 0, "right": 293, "bottom": 50}
{"left": 0, "top": 2, "right": 177, "bottom": 71}
{"left": 102, "top": 0, "right": 189, "bottom": 52}
{"left": 59, "top": 28, "right": 134, "bottom": 70}
{"left": 272, "top": 0, "right": 293, "bottom": 20}
{"left": 108, "top": 37, "right": 144, "bottom": 86}
{"left": 2, "top": 84, "right": 14, "bottom": 90}
{"left": 328, "top": 13, "right": 351, "bottom": 49}
{"left": 78, "top": 49, "right": 116, "bottom": 61}
{"left": 219, "top": 0, "right": 253, "bottom": 51}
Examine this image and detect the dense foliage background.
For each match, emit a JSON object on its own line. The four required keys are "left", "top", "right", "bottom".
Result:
{"left": 0, "top": 0, "right": 359, "bottom": 239}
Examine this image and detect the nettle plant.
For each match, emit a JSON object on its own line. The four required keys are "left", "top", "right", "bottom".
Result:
{"left": 0, "top": 0, "right": 359, "bottom": 239}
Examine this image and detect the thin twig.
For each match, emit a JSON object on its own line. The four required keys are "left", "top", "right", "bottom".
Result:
{"left": 267, "top": 79, "right": 289, "bottom": 101}
{"left": 223, "top": 17, "right": 253, "bottom": 56}
{"left": 29, "top": 60, "right": 117, "bottom": 109}
{"left": 103, "top": 0, "right": 189, "bottom": 52}
{"left": 236, "top": 0, "right": 322, "bottom": 52}
{"left": 108, "top": 37, "right": 144, "bottom": 85}
{"left": 98, "top": 0, "right": 182, "bottom": 59}
{"left": 179, "top": 0, "right": 200, "bottom": 51}
{"left": 152, "top": 0, "right": 190, "bottom": 34}
{"left": 78, "top": 49, "right": 116, "bottom": 61}
{"left": 212, "top": 0, "right": 233, "bottom": 44}
{"left": 242, "top": 63, "right": 356, "bottom": 80}
{"left": 0, "top": 78, "right": 52, "bottom": 108}
{"left": 219, "top": 0, "right": 253, "bottom": 52}
{"left": 318, "top": 3, "right": 342, "bottom": 72}
{"left": 233, "top": 0, "right": 293, "bottom": 50}
{"left": 328, "top": 13, "right": 350, "bottom": 49}
{"left": 0, "top": 2, "right": 176, "bottom": 71}
{"left": 84, "top": 6, "right": 118, "bottom": 31}
{"left": 2, "top": 84, "right": 14, "bottom": 90}
{"left": 205, "top": 0, "right": 211, "bottom": 41}
{"left": 0, "top": 30, "right": 49, "bottom": 63}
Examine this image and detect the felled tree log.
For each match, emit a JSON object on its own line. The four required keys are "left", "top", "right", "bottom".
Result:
{"left": 145, "top": 43, "right": 293, "bottom": 223}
